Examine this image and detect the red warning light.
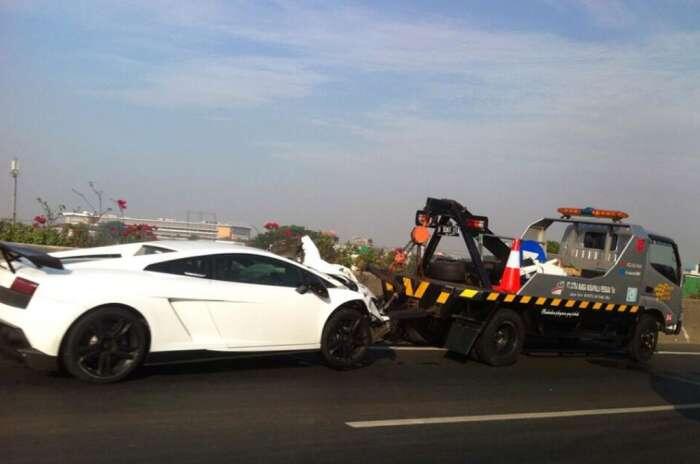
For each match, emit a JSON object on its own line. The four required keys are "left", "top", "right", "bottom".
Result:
{"left": 635, "top": 238, "right": 646, "bottom": 253}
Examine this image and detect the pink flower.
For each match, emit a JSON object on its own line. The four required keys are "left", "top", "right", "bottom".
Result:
{"left": 264, "top": 221, "right": 279, "bottom": 230}
{"left": 33, "top": 215, "right": 47, "bottom": 226}
{"left": 282, "top": 228, "right": 294, "bottom": 238}
{"left": 117, "top": 199, "right": 128, "bottom": 210}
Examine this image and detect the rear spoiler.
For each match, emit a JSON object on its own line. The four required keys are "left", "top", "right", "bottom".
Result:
{"left": 0, "top": 242, "right": 64, "bottom": 273}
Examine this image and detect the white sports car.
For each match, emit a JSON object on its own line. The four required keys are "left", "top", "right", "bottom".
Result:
{"left": 0, "top": 240, "right": 387, "bottom": 383}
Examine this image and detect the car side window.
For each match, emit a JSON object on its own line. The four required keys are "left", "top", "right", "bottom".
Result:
{"left": 212, "top": 254, "right": 304, "bottom": 288}
{"left": 648, "top": 240, "right": 680, "bottom": 284}
{"left": 145, "top": 256, "right": 211, "bottom": 278}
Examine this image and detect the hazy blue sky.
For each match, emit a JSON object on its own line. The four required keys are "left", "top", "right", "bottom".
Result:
{"left": 1, "top": 1, "right": 698, "bottom": 263}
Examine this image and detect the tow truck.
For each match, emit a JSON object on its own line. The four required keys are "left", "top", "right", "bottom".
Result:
{"left": 372, "top": 198, "right": 684, "bottom": 365}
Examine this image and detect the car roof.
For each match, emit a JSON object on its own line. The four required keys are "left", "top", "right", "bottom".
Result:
{"left": 62, "top": 241, "right": 308, "bottom": 272}
{"left": 143, "top": 240, "right": 249, "bottom": 253}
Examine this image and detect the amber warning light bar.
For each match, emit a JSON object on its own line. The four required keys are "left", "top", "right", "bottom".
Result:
{"left": 557, "top": 207, "right": 629, "bottom": 222}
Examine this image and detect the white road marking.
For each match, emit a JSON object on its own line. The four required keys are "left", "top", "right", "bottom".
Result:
{"left": 657, "top": 351, "right": 700, "bottom": 356}
{"left": 681, "top": 326, "right": 690, "bottom": 341}
{"left": 346, "top": 403, "right": 700, "bottom": 429}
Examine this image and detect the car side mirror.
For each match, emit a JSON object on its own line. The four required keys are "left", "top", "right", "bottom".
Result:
{"left": 298, "top": 275, "right": 329, "bottom": 300}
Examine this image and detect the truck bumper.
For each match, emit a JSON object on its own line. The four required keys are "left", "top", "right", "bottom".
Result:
{"left": 0, "top": 321, "right": 57, "bottom": 372}
{"left": 672, "top": 319, "right": 683, "bottom": 336}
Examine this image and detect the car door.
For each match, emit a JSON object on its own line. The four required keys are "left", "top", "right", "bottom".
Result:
{"left": 144, "top": 255, "right": 223, "bottom": 347}
{"left": 206, "top": 253, "right": 329, "bottom": 349}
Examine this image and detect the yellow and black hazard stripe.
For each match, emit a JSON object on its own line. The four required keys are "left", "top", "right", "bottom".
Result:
{"left": 478, "top": 291, "right": 641, "bottom": 314}
{"left": 386, "top": 277, "right": 641, "bottom": 314}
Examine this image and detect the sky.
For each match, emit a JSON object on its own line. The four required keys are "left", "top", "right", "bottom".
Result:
{"left": 0, "top": 0, "right": 698, "bottom": 264}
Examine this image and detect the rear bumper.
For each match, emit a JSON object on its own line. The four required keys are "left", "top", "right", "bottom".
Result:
{"left": 0, "top": 321, "right": 57, "bottom": 371}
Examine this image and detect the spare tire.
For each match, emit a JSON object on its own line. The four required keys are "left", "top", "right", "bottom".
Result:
{"left": 425, "top": 258, "right": 468, "bottom": 283}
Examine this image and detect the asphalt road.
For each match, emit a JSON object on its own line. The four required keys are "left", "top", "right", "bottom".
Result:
{"left": 2, "top": 346, "right": 700, "bottom": 464}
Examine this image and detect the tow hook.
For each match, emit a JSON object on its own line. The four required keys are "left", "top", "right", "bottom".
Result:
{"left": 370, "top": 321, "right": 392, "bottom": 343}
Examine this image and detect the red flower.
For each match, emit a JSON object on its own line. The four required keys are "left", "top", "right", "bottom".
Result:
{"left": 393, "top": 249, "right": 408, "bottom": 267}
{"left": 282, "top": 228, "right": 294, "bottom": 238}
{"left": 33, "top": 215, "right": 47, "bottom": 226}
{"left": 264, "top": 221, "right": 279, "bottom": 230}
{"left": 117, "top": 199, "right": 128, "bottom": 210}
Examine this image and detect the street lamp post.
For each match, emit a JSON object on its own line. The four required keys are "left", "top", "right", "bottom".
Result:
{"left": 10, "top": 158, "right": 19, "bottom": 226}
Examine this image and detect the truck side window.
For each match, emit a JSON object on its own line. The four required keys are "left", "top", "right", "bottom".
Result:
{"left": 583, "top": 232, "right": 617, "bottom": 251}
{"left": 648, "top": 240, "right": 680, "bottom": 284}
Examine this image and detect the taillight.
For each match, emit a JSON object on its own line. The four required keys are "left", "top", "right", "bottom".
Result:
{"left": 466, "top": 219, "right": 486, "bottom": 230}
{"left": 10, "top": 277, "right": 39, "bottom": 297}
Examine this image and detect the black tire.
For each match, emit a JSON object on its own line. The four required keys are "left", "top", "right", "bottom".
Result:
{"left": 321, "top": 307, "right": 371, "bottom": 370}
{"left": 628, "top": 313, "right": 659, "bottom": 364}
{"left": 61, "top": 307, "right": 148, "bottom": 383}
{"left": 425, "top": 258, "right": 468, "bottom": 283}
{"left": 474, "top": 308, "right": 524, "bottom": 366}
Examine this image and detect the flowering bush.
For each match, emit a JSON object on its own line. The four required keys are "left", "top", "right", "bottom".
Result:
{"left": 0, "top": 221, "right": 74, "bottom": 247}
{"left": 253, "top": 224, "right": 338, "bottom": 260}
{"left": 115, "top": 198, "right": 128, "bottom": 217}
{"left": 33, "top": 215, "right": 47, "bottom": 227}
{"left": 251, "top": 222, "right": 415, "bottom": 273}
{"left": 122, "top": 224, "right": 157, "bottom": 242}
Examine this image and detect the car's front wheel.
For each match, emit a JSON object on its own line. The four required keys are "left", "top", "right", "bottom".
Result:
{"left": 321, "top": 307, "right": 371, "bottom": 369}
{"left": 61, "top": 307, "right": 148, "bottom": 383}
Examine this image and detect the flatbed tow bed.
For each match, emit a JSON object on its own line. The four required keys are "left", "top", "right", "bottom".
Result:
{"left": 372, "top": 198, "right": 684, "bottom": 366}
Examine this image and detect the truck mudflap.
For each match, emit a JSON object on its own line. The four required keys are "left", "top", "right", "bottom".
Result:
{"left": 445, "top": 315, "right": 485, "bottom": 356}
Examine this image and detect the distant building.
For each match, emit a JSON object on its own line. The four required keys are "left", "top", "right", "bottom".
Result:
{"left": 348, "top": 237, "right": 373, "bottom": 247}
{"left": 61, "top": 212, "right": 252, "bottom": 242}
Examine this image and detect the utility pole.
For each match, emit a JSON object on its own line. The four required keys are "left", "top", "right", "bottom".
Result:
{"left": 10, "top": 158, "right": 19, "bottom": 226}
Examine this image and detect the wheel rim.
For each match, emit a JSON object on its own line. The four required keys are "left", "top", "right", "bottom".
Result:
{"left": 327, "top": 316, "right": 368, "bottom": 363}
{"left": 76, "top": 316, "right": 142, "bottom": 379}
{"left": 639, "top": 327, "right": 657, "bottom": 356}
{"left": 492, "top": 321, "right": 517, "bottom": 356}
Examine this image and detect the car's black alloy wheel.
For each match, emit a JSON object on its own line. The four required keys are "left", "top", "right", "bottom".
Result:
{"left": 321, "top": 308, "right": 371, "bottom": 369}
{"left": 62, "top": 307, "right": 147, "bottom": 383}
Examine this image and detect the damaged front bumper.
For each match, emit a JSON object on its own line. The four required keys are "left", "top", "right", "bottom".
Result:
{"left": 0, "top": 321, "right": 57, "bottom": 371}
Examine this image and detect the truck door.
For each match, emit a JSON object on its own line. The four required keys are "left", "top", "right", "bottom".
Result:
{"left": 642, "top": 237, "right": 683, "bottom": 325}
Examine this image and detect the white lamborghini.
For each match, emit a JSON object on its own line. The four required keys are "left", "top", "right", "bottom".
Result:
{"left": 0, "top": 239, "right": 387, "bottom": 383}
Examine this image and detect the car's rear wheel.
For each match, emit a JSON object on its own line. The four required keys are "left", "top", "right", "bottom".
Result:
{"left": 62, "top": 307, "right": 148, "bottom": 383}
{"left": 321, "top": 307, "right": 371, "bottom": 369}
{"left": 628, "top": 313, "right": 658, "bottom": 364}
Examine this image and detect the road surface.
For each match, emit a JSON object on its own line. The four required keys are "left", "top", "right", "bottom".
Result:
{"left": 2, "top": 345, "right": 700, "bottom": 463}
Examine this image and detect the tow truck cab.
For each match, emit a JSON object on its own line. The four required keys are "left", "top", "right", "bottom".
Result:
{"left": 375, "top": 198, "right": 683, "bottom": 365}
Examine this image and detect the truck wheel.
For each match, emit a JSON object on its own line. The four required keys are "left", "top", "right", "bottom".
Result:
{"left": 628, "top": 314, "right": 659, "bottom": 363}
{"left": 475, "top": 308, "right": 524, "bottom": 366}
{"left": 321, "top": 308, "right": 371, "bottom": 370}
